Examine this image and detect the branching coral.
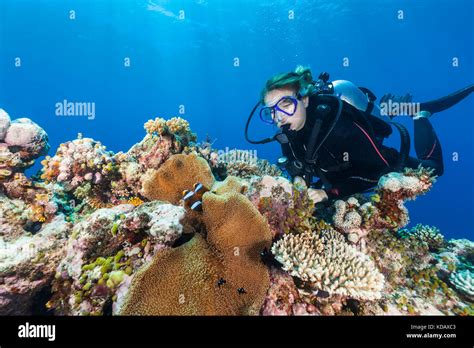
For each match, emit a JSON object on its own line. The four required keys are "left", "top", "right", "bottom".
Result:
{"left": 398, "top": 224, "right": 445, "bottom": 251}
{"left": 271, "top": 229, "right": 385, "bottom": 300}
{"left": 332, "top": 197, "right": 366, "bottom": 243}
{"left": 210, "top": 149, "right": 282, "bottom": 180}
{"left": 144, "top": 117, "right": 194, "bottom": 141}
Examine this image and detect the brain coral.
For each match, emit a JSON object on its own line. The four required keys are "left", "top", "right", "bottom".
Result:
{"left": 119, "top": 191, "right": 272, "bottom": 315}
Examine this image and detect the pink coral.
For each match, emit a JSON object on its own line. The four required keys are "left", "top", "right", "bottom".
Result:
{"left": 41, "top": 137, "right": 115, "bottom": 191}
{"left": 261, "top": 267, "right": 318, "bottom": 316}
{"left": 0, "top": 110, "right": 49, "bottom": 182}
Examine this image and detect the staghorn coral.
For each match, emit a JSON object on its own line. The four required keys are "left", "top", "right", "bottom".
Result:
{"left": 119, "top": 189, "right": 272, "bottom": 315}
{"left": 141, "top": 153, "right": 215, "bottom": 204}
{"left": 398, "top": 224, "right": 445, "bottom": 251}
{"left": 271, "top": 229, "right": 385, "bottom": 300}
{"left": 449, "top": 270, "right": 474, "bottom": 300}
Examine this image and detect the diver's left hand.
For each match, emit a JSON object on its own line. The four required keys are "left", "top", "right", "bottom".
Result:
{"left": 307, "top": 188, "right": 328, "bottom": 205}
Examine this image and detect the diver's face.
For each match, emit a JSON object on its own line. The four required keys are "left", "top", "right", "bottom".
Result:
{"left": 264, "top": 87, "right": 309, "bottom": 131}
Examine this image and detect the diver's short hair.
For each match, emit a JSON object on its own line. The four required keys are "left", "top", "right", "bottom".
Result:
{"left": 260, "top": 65, "right": 315, "bottom": 104}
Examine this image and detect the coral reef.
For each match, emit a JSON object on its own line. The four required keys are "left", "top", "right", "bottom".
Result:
{"left": 40, "top": 137, "right": 120, "bottom": 209}
{"left": 246, "top": 175, "right": 316, "bottom": 238}
{"left": 330, "top": 167, "right": 437, "bottom": 246}
{"left": 217, "top": 149, "right": 282, "bottom": 179}
{"left": 49, "top": 201, "right": 186, "bottom": 315}
{"left": 194, "top": 139, "right": 282, "bottom": 181}
{"left": 398, "top": 223, "right": 445, "bottom": 251}
{"left": 0, "top": 109, "right": 472, "bottom": 317}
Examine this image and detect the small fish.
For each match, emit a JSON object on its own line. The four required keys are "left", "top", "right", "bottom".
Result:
{"left": 23, "top": 220, "right": 42, "bottom": 234}
{"left": 260, "top": 247, "right": 282, "bottom": 267}
{"left": 193, "top": 182, "right": 208, "bottom": 200}
{"left": 190, "top": 200, "right": 202, "bottom": 212}
{"left": 182, "top": 190, "right": 195, "bottom": 202}
{"left": 315, "top": 289, "right": 330, "bottom": 298}
{"left": 182, "top": 183, "right": 208, "bottom": 212}
{"left": 237, "top": 287, "right": 247, "bottom": 295}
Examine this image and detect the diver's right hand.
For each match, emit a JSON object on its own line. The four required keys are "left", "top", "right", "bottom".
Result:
{"left": 307, "top": 188, "right": 328, "bottom": 205}
{"left": 293, "top": 176, "right": 328, "bottom": 205}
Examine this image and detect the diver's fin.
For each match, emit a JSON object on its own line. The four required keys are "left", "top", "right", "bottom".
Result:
{"left": 420, "top": 84, "right": 474, "bottom": 115}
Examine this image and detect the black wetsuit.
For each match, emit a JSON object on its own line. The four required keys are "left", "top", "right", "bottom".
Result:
{"left": 280, "top": 94, "right": 444, "bottom": 199}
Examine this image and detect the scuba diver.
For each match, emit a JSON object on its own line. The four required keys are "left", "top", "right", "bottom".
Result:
{"left": 245, "top": 66, "right": 474, "bottom": 204}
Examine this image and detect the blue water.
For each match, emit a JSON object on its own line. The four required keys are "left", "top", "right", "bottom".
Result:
{"left": 0, "top": 0, "right": 472, "bottom": 239}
